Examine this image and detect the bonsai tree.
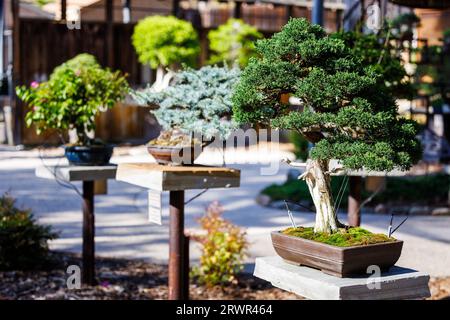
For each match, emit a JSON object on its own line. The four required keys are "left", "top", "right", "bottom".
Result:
{"left": 132, "top": 16, "right": 200, "bottom": 91}
{"left": 208, "top": 18, "right": 263, "bottom": 68}
{"left": 16, "top": 53, "right": 128, "bottom": 145}
{"left": 232, "top": 18, "right": 422, "bottom": 233}
{"left": 132, "top": 65, "right": 240, "bottom": 145}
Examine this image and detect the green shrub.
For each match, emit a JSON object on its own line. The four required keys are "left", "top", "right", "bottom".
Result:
{"left": 132, "top": 16, "right": 200, "bottom": 69}
{"left": 191, "top": 201, "right": 247, "bottom": 286}
{"left": 16, "top": 53, "right": 129, "bottom": 144}
{"left": 288, "top": 131, "right": 308, "bottom": 161}
{"left": 0, "top": 193, "right": 58, "bottom": 270}
{"left": 261, "top": 174, "right": 450, "bottom": 208}
{"left": 208, "top": 18, "right": 263, "bottom": 68}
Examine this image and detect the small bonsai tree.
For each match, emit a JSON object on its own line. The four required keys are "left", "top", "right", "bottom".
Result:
{"left": 132, "top": 16, "right": 200, "bottom": 91}
{"left": 132, "top": 65, "right": 240, "bottom": 145}
{"left": 232, "top": 18, "right": 422, "bottom": 233}
{"left": 16, "top": 54, "right": 128, "bottom": 145}
{"left": 208, "top": 18, "right": 263, "bottom": 68}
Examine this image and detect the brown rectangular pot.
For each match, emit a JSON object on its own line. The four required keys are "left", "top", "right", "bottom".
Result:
{"left": 271, "top": 231, "right": 403, "bottom": 278}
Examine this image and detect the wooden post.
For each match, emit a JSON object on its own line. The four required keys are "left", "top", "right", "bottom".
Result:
{"left": 61, "top": 0, "right": 67, "bottom": 20}
{"left": 172, "top": 0, "right": 180, "bottom": 17}
{"left": 286, "top": 5, "right": 293, "bottom": 22}
{"left": 233, "top": 1, "right": 242, "bottom": 19}
{"left": 348, "top": 176, "right": 362, "bottom": 227}
{"left": 11, "top": 0, "right": 21, "bottom": 145}
{"left": 105, "top": 0, "right": 114, "bottom": 68}
{"left": 183, "top": 233, "right": 190, "bottom": 299}
{"left": 82, "top": 181, "right": 96, "bottom": 285}
{"left": 169, "top": 190, "right": 186, "bottom": 300}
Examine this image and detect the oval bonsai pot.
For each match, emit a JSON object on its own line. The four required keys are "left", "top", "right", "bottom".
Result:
{"left": 147, "top": 139, "right": 213, "bottom": 165}
{"left": 271, "top": 231, "right": 403, "bottom": 278}
{"left": 65, "top": 145, "right": 113, "bottom": 166}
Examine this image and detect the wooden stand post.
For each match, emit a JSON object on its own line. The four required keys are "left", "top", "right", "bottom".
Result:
{"left": 348, "top": 176, "right": 362, "bottom": 227}
{"left": 169, "top": 190, "right": 187, "bottom": 300}
{"left": 82, "top": 181, "right": 96, "bottom": 285}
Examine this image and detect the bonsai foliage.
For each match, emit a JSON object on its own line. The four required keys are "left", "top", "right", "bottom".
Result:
{"left": 232, "top": 18, "right": 421, "bottom": 233}
{"left": 190, "top": 201, "right": 247, "bottom": 286}
{"left": 132, "top": 65, "right": 240, "bottom": 143}
{"left": 208, "top": 18, "right": 263, "bottom": 68}
{"left": 332, "top": 31, "right": 415, "bottom": 99}
{"left": 132, "top": 16, "right": 200, "bottom": 90}
{"left": 16, "top": 54, "right": 128, "bottom": 144}
{"left": 0, "top": 193, "right": 58, "bottom": 270}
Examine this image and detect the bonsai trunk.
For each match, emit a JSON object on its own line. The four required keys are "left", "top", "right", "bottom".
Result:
{"left": 300, "top": 159, "right": 339, "bottom": 234}
{"left": 154, "top": 66, "right": 174, "bottom": 92}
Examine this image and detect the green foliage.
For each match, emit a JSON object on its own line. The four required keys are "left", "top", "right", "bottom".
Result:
{"left": 16, "top": 54, "right": 129, "bottom": 144}
{"left": 191, "top": 202, "right": 247, "bottom": 287}
{"left": 331, "top": 31, "right": 415, "bottom": 99}
{"left": 132, "top": 16, "right": 200, "bottom": 69}
{"left": 288, "top": 131, "right": 309, "bottom": 161}
{"left": 232, "top": 18, "right": 421, "bottom": 172}
{"left": 208, "top": 19, "right": 263, "bottom": 68}
{"left": 261, "top": 174, "right": 450, "bottom": 207}
{"left": 0, "top": 193, "right": 58, "bottom": 270}
{"left": 132, "top": 66, "right": 240, "bottom": 140}
{"left": 390, "top": 12, "right": 420, "bottom": 40}
{"left": 282, "top": 227, "right": 394, "bottom": 247}
{"left": 262, "top": 176, "right": 349, "bottom": 207}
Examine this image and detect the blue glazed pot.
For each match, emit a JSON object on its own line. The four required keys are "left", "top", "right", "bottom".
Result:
{"left": 65, "top": 145, "right": 113, "bottom": 166}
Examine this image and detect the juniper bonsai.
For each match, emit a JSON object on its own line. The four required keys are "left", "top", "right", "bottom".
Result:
{"left": 132, "top": 65, "right": 240, "bottom": 144}
{"left": 232, "top": 18, "right": 421, "bottom": 233}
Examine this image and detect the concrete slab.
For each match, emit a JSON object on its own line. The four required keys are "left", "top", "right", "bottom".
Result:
{"left": 254, "top": 256, "right": 431, "bottom": 300}
{"left": 36, "top": 165, "right": 117, "bottom": 181}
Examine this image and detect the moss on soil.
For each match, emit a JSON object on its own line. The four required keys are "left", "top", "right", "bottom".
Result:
{"left": 281, "top": 226, "right": 395, "bottom": 247}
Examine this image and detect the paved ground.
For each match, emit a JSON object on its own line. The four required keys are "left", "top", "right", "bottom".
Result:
{"left": 1, "top": 144, "right": 450, "bottom": 277}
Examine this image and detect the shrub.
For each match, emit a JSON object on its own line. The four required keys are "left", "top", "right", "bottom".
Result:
{"left": 132, "top": 15, "right": 200, "bottom": 69}
{"left": 190, "top": 201, "right": 247, "bottom": 287}
{"left": 208, "top": 18, "right": 263, "bottom": 68}
{"left": 288, "top": 131, "right": 309, "bottom": 161}
{"left": 132, "top": 65, "right": 240, "bottom": 142}
{"left": 0, "top": 193, "right": 58, "bottom": 270}
{"left": 16, "top": 54, "right": 129, "bottom": 145}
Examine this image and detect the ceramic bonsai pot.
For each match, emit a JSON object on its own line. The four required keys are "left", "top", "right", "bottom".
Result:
{"left": 147, "top": 144, "right": 203, "bottom": 165}
{"left": 271, "top": 231, "right": 403, "bottom": 278}
{"left": 65, "top": 145, "right": 113, "bottom": 166}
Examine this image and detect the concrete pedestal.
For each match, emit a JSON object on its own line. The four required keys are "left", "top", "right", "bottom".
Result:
{"left": 254, "top": 256, "right": 430, "bottom": 300}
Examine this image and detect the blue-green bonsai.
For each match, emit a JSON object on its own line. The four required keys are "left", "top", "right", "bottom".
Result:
{"left": 132, "top": 65, "right": 240, "bottom": 146}
{"left": 232, "top": 18, "right": 421, "bottom": 233}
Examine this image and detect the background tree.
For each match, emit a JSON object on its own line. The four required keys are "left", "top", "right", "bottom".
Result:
{"left": 232, "top": 18, "right": 422, "bottom": 233}
{"left": 132, "top": 16, "right": 200, "bottom": 91}
{"left": 208, "top": 18, "right": 263, "bottom": 68}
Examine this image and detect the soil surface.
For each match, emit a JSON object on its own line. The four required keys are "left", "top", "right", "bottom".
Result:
{"left": 0, "top": 252, "right": 299, "bottom": 300}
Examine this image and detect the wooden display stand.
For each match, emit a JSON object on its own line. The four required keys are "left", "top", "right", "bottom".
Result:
{"left": 116, "top": 163, "right": 240, "bottom": 300}
{"left": 35, "top": 165, "right": 117, "bottom": 285}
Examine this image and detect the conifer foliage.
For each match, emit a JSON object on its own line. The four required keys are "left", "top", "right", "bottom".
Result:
{"left": 232, "top": 18, "right": 421, "bottom": 172}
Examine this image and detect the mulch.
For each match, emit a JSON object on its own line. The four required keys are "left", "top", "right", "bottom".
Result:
{"left": 0, "top": 251, "right": 448, "bottom": 300}
{"left": 0, "top": 252, "right": 299, "bottom": 300}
